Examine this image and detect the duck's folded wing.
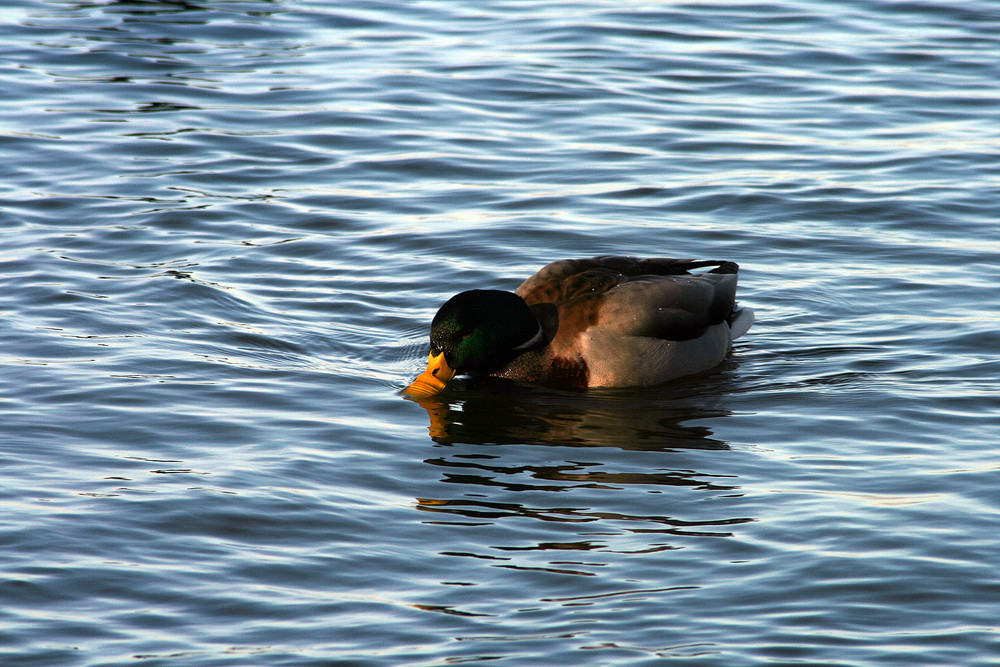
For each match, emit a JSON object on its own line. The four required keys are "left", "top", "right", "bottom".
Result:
{"left": 594, "top": 271, "right": 738, "bottom": 341}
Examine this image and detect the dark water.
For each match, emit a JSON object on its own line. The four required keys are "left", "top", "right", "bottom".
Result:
{"left": 3, "top": 1, "right": 999, "bottom": 664}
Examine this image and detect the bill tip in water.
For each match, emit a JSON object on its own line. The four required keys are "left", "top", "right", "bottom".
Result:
{"left": 402, "top": 352, "right": 455, "bottom": 397}
{"left": 402, "top": 376, "right": 445, "bottom": 397}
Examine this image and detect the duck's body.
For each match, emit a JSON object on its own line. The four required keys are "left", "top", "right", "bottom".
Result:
{"left": 404, "top": 256, "right": 753, "bottom": 397}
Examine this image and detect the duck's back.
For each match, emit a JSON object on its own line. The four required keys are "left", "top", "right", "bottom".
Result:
{"left": 516, "top": 256, "right": 726, "bottom": 304}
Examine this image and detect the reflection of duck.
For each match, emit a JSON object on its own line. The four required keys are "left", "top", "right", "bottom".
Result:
{"left": 405, "top": 256, "right": 753, "bottom": 397}
{"left": 412, "top": 382, "right": 752, "bottom": 542}
{"left": 411, "top": 379, "right": 735, "bottom": 451}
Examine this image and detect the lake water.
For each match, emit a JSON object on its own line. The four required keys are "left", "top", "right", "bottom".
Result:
{"left": 2, "top": 1, "right": 999, "bottom": 664}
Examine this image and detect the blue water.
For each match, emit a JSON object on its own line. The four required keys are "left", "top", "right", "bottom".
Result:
{"left": 3, "top": 1, "right": 999, "bottom": 664}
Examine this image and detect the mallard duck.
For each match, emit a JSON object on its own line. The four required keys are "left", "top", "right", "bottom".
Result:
{"left": 404, "top": 256, "right": 753, "bottom": 397}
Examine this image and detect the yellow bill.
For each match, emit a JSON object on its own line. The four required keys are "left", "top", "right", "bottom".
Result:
{"left": 403, "top": 351, "right": 456, "bottom": 397}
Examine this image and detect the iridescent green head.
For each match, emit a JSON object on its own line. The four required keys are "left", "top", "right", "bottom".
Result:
{"left": 404, "top": 290, "right": 541, "bottom": 396}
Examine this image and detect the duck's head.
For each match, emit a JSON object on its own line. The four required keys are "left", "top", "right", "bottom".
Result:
{"left": 403, "top": 289, "right": 542, "bottom": 397}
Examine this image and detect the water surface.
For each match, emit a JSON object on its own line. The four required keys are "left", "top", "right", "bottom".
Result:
{"left": 2, "top": 1, "right": 999, "bottom": 665}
